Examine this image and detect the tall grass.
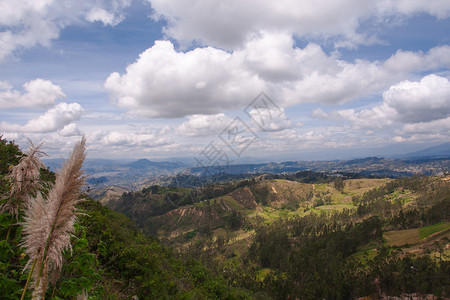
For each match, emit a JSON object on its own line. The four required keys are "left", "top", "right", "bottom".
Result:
{"left": 1, "top": 139, "right": 46, "bottom": 217}
{"left": 21, "top": 137, "right": 86, "bottom": 300}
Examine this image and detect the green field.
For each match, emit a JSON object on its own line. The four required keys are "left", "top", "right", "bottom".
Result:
{"left": 419, "top": 222, "right": 450, "bottom": 239}
{"left": 384, "top": 228, "right": 421, "bottom": 247}
{"left": 384, "top": 222, "right": 450, "bottom": 247}
{"left": 315, "top": 204, "right": 355, "bottom": 211}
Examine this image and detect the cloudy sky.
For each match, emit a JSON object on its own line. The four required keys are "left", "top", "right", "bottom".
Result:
{"left": 1, "top": 0, "right": 449, "bottom": 162}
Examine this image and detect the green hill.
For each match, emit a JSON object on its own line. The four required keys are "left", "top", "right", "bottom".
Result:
{"left": 107, "top": 171, "right": 450, "bottom": 299}
{"left": 2, "top": 136, "right": 449, "bottom": 299}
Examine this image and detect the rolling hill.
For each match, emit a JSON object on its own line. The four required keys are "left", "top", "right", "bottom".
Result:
{"left": 103, "top": 172, "right": 450, "bottom": 299}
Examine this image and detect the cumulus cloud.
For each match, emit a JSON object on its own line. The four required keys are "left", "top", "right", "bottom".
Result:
{"left": 2, "top": 0, "right": 445, "bottom": 64}
{"left": 148, "top": 0, "right": 364, "bottom": 48}
{"left": 313, "top": 106, "right": 397, "bottom": 130}
{"left": 401, "top": 117, "right": 450, "bottom": 135}
{"left": 92, "top": 126, "right": 172, "bottom": 147}
{"left": 314, "top": 74, "right": 450, "bottom": 133}
{"left": 59, "top": 123, "right": 82, "bottom": 137}
{"left": 104, "top": 40, "right": 264, "bottom": 118}
{"left": 384, "top": 46, "right": 450, "bottom": 73}
{"left": 280, "top": 45, "right": 450, "bottom": 106}
{"left": 294, "top": 125, "right": 363, "bottom": 149}
{"left": 248, "top": 107, "right": 292, "bottom": 132}
{"left": 0, "top": 102, "right": 84, "bottom": 133}
{"left": 383, "top": 74, "right": 450, "bottom": 123}
{"left": 85, "top": 7, "right": 124, "bottom": 26}
{"left": 148, "top": 0, "right": 450, "bottom": 49}
{"left": 298, "top": 130, "right": 327, "bottom": 143}
{"left": 0, "top": 131, "right": 105, "bottom": 159}
{"left": 105, "top": 32, "right": 450, "bottom": 118}
{"left": 379, "top": 0, "right": 450, "bottom": 19}
{"left": 268, "top": 129, "right": 298, "bottom": 140}
{"left": 0, "top": 79, "right": 65, "bottom": 109}
{"left": 0, "top": 0, "right": 131, "bottom": 61}
{"left": 175, "top": 114, "right": 233, "bottom": 137}
{"left": 240, "top": 31, "right": 304, "bottom": 82}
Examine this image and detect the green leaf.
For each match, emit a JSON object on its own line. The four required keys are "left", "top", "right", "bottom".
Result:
{"left": 0, "top": 273, "right": 22, "bottom": 298}
{"left": 0, "top": 213, "right": 12, "bottom": 228}
{"left": 0, "top": 240, "right": 13, "bottom": 261}
{"left": 19, "top": 272, "right": 29, "bottom": 281}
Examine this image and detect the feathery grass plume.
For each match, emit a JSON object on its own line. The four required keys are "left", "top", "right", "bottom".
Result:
{"left": 21, "top": 137, "right": 86, "bottom": 300}
{"left": 76, "top": 290, "right": 88, "bottom": 300}
{"left": 1, "top": 139, "right": 46, "bottom": 216}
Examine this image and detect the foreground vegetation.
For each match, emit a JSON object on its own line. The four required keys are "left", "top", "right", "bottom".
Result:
{"left": 0, "top": 137, "right": 249, "bottom": 299}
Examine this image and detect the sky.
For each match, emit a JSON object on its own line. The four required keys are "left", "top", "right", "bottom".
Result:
{"left": 1, "top": 0, "right": 450, "bottom": 163}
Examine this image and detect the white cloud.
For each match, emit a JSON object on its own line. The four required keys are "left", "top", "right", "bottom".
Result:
{"left": 313, "top": 106, "right": 398, "bottom": 130}
{"left": 175, "top": 114, "right": 233, "bottom": 137}
{"left": 0, "top": 79, "right": 65, "bottom": 109}
{"left": 104, "top": 40, "right": 264, "bottom": 118}
{"left": 384, "top": 46, "right": 450, "bottom": 73}
{"left": 248, "top": 107, "right": 292, "bottom": 132}
{"left": 85, "top": 7, "right": 123, "bottom": 26}
{"left": 383, "top": 74, "right": 450, "bottom": 123}
{"left": 315, "top": 74, "right": 450, "bottom": 133}
{"left": 268, "top": 128, "right": 298, "bottom": 140}
{"left": 148, "top": 0, "right": 450, "bottom": 49}
{"left": 281, "top": 45, "right": 450, "bottom": 106}
{"left": 379, "top": 0, "right": 450, "bottom": 19}
{"left": 401, "top": 117, "right": 450, "bottom": 135}
{"left": 242, "top": 31, "right": 304, "bottom": 82}
{"left": 0, "top": 0, "right": 131, "bottom": 61}
{"left": 59, "top": 123, "right": 82, "bottom": 137}
{"left": 0, "top": 102, "right": 84, "bottom": 133}
{"left": 394, "top": 117, "right": 450, "bottom": 143}
{"left": 105, "top": 33, "right": 450, "bottom": 118}
{"left": 148, "top": 0, "right": 367, "bottom": 48}
{"left": 298, "top": 130, "right": 327, "bottom": 143}
{"left": 311, "top": 108, "right": 328, "bottom": 119}
{"left": 4, "top": 0, "right": 446, "bottom": 64}
{"left": 292, "top": 125, "right": 364, "bottom": 150}
{"left": 392, "top": 132, "right": 448, "bottom": 143}
{"left": 0, "top": 132, "right": 87, "bottom": 157}
{"left": 91, "top": 127, "right": 172, "bottom": 148}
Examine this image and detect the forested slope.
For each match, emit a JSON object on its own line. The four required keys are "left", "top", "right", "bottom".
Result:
{"left": 108, "top": 169, "right": 450, "bottom": 299}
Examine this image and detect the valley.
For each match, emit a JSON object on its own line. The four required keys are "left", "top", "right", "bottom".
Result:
{"left": 1, "top": 136, "right": 449, "bottom": 299}
{"left": 69, "top": 143, "right": 450, "bottom": 194}
{"left": 99, "top": 169, "right": 450, "bottom": 298}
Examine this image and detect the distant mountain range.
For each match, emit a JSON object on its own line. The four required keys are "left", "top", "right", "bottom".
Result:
{"left": 43, "top": 142, "right": 449, "bottom": 194}
{"left": 43, "top": 157, "right": 188, "bottom": 191}
{"left": 188, "top": 156, "right": 448, "bottom": 178}
{"left": 125, "top": 158, "right": 185, "bottom": 170}
{"left": 397, "top": 142, "right": 450, "bottom": 159}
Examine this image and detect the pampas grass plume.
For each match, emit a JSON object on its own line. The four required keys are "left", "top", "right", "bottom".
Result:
{"left": 21, "top": 137, "right": 86, "bottom": 300}
{"left": 1, "top": 139, "right": 46, "bottom": 216}
{"left": 76, "top": 289, "right": 88, "bottom": 300}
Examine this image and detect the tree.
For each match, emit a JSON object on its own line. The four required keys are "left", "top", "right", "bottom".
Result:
{"left": 0, "top": 136, "right": 22, "bottom": 197}
{"left": 226, "top": 209, "right": 243, "bottom": 231}
{"left": 334, "top": 177, "right": 344, "bottom": 192}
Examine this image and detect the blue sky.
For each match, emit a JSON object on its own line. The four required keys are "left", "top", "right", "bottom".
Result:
{"left": 1, "top": 0, "right": 449, "bottom": 162}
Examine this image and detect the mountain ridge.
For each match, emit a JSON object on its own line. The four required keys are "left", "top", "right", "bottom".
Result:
{"left": 400, "top": 141, "right": 450, "bottom": 158}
